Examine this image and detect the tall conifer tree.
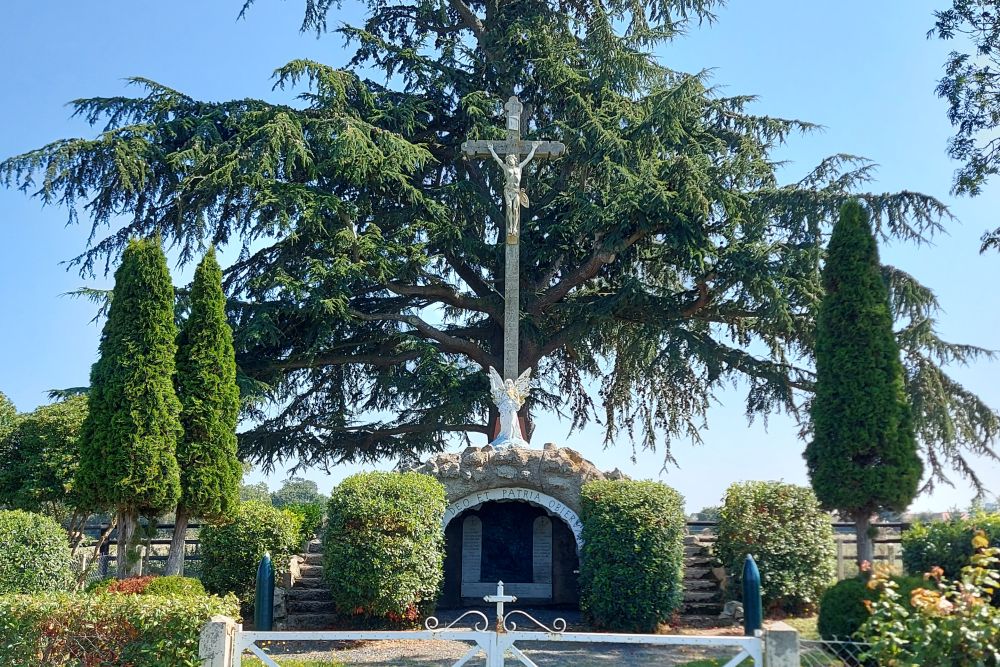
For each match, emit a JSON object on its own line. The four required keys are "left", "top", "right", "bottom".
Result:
{"left": 165, "top": 248, "right": 242, "bottom": 575}
{"left": 76, "top": 237, "right": 182, "bottom": 578}
{"left": 3, "top": 1, "right": 997, "bottom": 487}
{"left": 806, "top": 201, "right": 922, "bottom": 564}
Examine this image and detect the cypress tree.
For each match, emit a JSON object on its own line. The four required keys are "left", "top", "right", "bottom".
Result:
{"left": 805, "top": 201, "right": 922, "bottom": 564}
{"left": 165, "top": 248, "right": 242, "bottom": 576}
{"left": 76, "top": 237, "right": 182, "bottom": 577}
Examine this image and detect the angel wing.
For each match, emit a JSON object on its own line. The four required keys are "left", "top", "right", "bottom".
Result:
{"left": 513, "top": 367, "right": 533, "bottom": 396}
{"left": 487, "top": 366, "right": 506, "bottom": 398}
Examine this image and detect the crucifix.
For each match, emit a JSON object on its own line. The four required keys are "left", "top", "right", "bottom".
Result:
{"left": 462, "top": 96, "right": 566, "bottom": 437}
{"left": 483, "top": 580, "right": 517, "bottom": 633}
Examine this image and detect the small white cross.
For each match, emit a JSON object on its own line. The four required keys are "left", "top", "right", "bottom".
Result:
{"left": 484, "top": 580, "right": 517, "bottom": 630}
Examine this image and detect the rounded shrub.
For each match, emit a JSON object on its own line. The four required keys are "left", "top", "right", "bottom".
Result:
{"left": 323, "top": 472, "right": 446, "bottom": 627}
{"left": 716, "top": 481, "right": 836, "bottom": 613}
{"left": 579, "top": 480, "right": 686, "bottom": 632}
{"left": 200, "top": 500, "right": 301, "bottom": 605}
{"left": 817, "top": 574, "right": 923, "bottom": 640}
{"left": 0, "top": 509, "right": 73, "bottom": 594}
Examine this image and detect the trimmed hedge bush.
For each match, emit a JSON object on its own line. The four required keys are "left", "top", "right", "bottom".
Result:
{"left": 716, "top": 481, "right": 836, "bottom": 612}
{"left": 579, "top": 480, "right": 686, "bottom": 632}
{"left": 323, "top": 472, "right": 446, "bottom": 627}
{"left": 200, "top": 500, "right": 302, "bottom": 605}
{"left": 902, "top": 512, "right": 1000, "bottom": 578}
{"left": 817, "top": 574, "right": 923, "bottom": 640}
{"left": 0, "top": 510, "right": 73, "bottom": 594}
{"left": 88, "top": 575, "right": 206, "bottom": 597}
{"left": 0, "top": 592, "right": 238, "bottom": 666}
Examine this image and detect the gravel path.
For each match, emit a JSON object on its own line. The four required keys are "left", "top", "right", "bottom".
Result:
{"left": 248, "top": 609, "right": 750, "bottom": 666}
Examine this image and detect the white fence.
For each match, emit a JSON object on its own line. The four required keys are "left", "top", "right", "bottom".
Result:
{"left": 201, "top": 582, "right": 764, "bottom": 667}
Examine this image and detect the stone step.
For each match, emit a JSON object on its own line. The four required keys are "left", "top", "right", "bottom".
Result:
{"left": 295, "top": 575, "right": 326, "bottom": 589}
{"left": 307, "top": 539, "right": 323, "bottom": 554}
{"left": 678, "top": 614, "right": 726, "bottom": 628}
{"left": 303, "top": 552, "right": 324, "bottom": 565}
{"left": 288, "top": 587, "right": 333, "bottom": 601}
{"left": 683, "top": 601, "right": 725, "bottom": 616}
{"left": 684, "top": 579, "right": 718, "bottom": 591}
{"left": 288, "top": 599, "right": 336, "bottom": 614}
{"left": 684, "top": 567, "right": 712, "bottom": 580}
{"left": 683, "top": 590, "right": 722, "bottom": 603}
{"left": 685, "top": 556, "right": 715, "bottom": 568}
{"left": 684, "top": 545, "right": 707, "bottom": 556}
{"left": 282, "top": 613, "right": 338, "bottom": 631}
{"left": 299, "top": 564, "right": 324, "bottom": 578}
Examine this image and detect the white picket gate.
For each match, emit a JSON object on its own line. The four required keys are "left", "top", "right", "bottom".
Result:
{"left": 231, "top": 582, "right": 763, "bottom": 666}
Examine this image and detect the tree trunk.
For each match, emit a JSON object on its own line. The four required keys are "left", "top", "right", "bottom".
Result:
{"left": 164, "top": 510, "right": 189, "bottom": 576}
{"left": 116, "top": 509, "right": 142, "bottom": 578}
{"left": 854, "top": 512, "right": 874, "bottom": 567}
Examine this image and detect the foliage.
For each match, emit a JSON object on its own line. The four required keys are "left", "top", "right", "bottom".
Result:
{"left": 579, "top": 479, "right": 686, "bottom": 632}
{"left": 716, "top": 481, "right": 836, "bottom": 612}
{"left": 144, "top": 575, "right": 207, "bottom": 597}
{"left": 0, "top": 396, "right": 88, "bottom": 521}
{"left": 0, "top": 510, "right": 73, "bottom": 594}
{"left": 817, "top": 574, "right": 923, "bottom": 640}
{"left": 0, "top": 591, "right": 238, "bottom": 667}
{"left": 805, "top": 201, "right": 921, "bottom": 561}
{"left": 271, "top": 477, "right": 325, "bottom": 508}
{"left": 861, "top": 533, "right": 1000, "bottom": 665}
{"left": 930, "top": 2, "right": 1000, "bottom": 206}
{"left": 240, "top": 481, "right": 272, "bottom": 504}
{"left": 75, "top": 237, "right": 182, "bottom": 518}
{"left": 174, "top": 247, "right": 242, "bottom": 522}
{"left": 200, "top": 500, "right": 302, "bottom": 604}
{"left": 902, "top": 511, "right": 1000, "bottom": 579}
{"left": 2, "top": 2, "right": 996, "bottom": 489}
{"left": 0, "top": 392, "right": 16, "bottom": 444}
{"left": 284, "top": 501, "right": 325, "bottom": 543}
{"left": 86, "top": 575, "right": 206, "bottom": 597}
{"left": 323, "top": 472, "right": 445, "bottom": 626}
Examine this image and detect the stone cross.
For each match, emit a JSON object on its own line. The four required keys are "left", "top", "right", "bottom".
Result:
{"left": 483, "top": 580, "right": 517, "bottom": 632}
{"left": 462, "top": 96, "right": 566, "bottom": 383}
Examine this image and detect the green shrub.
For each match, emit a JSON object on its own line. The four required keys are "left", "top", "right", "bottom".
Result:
{"left": 861, "top": 533, "right": 1000, "bottom": 664}
{"left": 323, "top": 472, "right": 446, "bottom": 627}
{"left": 579, "top": 480, "right": 686, "bottom": 632}
{"left": 716, "top": 481, "right": 836, "bottom": 613}
{"left": 902, "top": 511, "right": 1000, "bottom": 578}
{"left": 0, "top": 591, "right": 238, "bottom": 666}
{"left": 284, "top": 501, "right": 325, "bottom": 544}
{"left": 144, "top": 575, "right": 206, "bottom": 597}
{"left": 200, "top": 500, "right": 302, "bottom": 605}
{"left": 817, "top": 574, "right": 923, "bottom": 640}
{"left": 0, "top": 510, "right": 73, "bottom": 594}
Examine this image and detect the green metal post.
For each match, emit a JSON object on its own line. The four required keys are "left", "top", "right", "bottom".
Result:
{"left": 254, "top": 551, "right": 274, "bottom": 631}
{"left": 742, "top": 553, "right": 762, "bottom": 636}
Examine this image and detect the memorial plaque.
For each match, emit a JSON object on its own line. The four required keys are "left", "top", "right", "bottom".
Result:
{"left": 461, "top": 515, "right": 482, "bottom": 584}
{"left": 532, "top": 516, "right": 553, "bottom": 584}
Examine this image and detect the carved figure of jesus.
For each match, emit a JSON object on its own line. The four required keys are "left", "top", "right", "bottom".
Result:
{"left": 488, "top": 141, "right": 541, "bottom": 243}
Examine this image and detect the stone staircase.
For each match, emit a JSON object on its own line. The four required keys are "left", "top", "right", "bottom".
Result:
{"left": 276, "top": 539, "right": 337, "bottom": 630}
{"left": 681, "top": 531, "right": 727, "bottom": 626}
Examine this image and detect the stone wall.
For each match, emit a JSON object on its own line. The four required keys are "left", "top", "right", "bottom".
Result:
{"left": 407, "top": 442, "right": 626, "bottom": 515}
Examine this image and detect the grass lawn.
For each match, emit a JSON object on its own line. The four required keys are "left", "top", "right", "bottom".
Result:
{"left": 780, "top": 615, "right": 820, "bottom": 640}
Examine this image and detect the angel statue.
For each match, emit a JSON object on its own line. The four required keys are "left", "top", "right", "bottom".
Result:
{"left": 487, "top": 366, "right": 533, "bottom": 448}
{"left": 487, "top": 141, "right": 541, "bottom": 243}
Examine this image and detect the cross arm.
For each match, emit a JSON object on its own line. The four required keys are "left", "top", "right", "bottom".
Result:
{"left": 461, "top": 139, "right": 566, "bottom": 159}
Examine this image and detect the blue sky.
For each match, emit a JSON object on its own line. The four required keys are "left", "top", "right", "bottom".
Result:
{"left": 0, "top": 1, "right": 997, "bottom": 513}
